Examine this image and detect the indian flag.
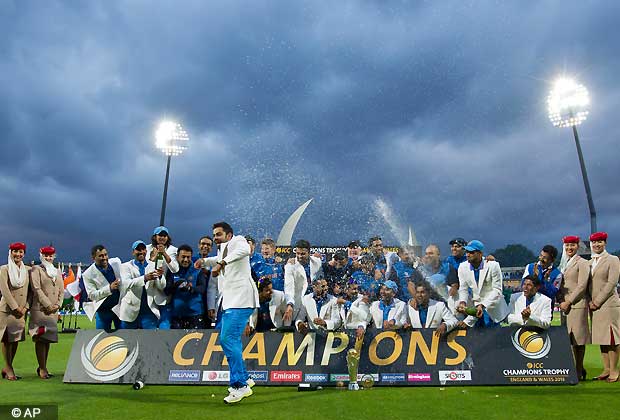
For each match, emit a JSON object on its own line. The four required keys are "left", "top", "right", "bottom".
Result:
{"left": 66, "top": 264, "right": 82, "bottom": 300}
{"left": 62, "top": 265, "right": 75, "bottom": 306}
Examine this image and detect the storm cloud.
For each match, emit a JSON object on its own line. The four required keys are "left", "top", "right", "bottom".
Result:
{"left": 1, "top": 1, "right": 618, "bottom": 262}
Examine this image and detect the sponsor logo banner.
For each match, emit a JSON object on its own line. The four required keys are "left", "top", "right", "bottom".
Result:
{"left": 202, "top": 371, "right": 229, "bottom": 382}
{"left": 304, "top": 373, "right": 329, "bottom": 382}
{"left": 64, "top": 328, "right": 577, "bottom": 386}
{"left": 438, "top": 370, "right": 472, "bottom": 381}
{"left": 270, "top": 371, "right": 302, "bottom": 382}
{"left": 248, "top": 371, "right": 269, "bottom": 382}
{"left": 408, "top": 373, "right": 432, "bottom": 382}
{"left": 168, "top": 370, "right": 201, "bottom": 382}
{"left": 381, "top": 373, "right": 406, "bottom": 382}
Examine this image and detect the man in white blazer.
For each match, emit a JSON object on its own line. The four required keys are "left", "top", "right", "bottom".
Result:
{"left": 82, "top": 245, "right": 124, "bottom": 330}
{"left": 406, "top": 282, "right": 458, "bottom": 336}
{"left": 247, "top": 278, "right": 294, "bottom": 332}
{"left": 369, "top": 281, "right": 407, "bottom": 330}
{"left": 339, "top": 280, "right": 372, "bottom": 338}
{"left": 195, "top": 222, "right": 259, "bottom": 404}
{"left": 456, "top": 240, "right": 509, "bottom": 328}
{"left": 446, "top": 275, "right": 471, "bottom": 322}
{"left": 119, "top": 241, "right": 165, "bottom": 329}
{"left": 507, "top": 275, "right": 552, "bottom": 329}
{"left": 296, "top": 278, "right": 342, "bottom": 333}
{"left": 284, "top": 239, "right": 323, "bottom": 319}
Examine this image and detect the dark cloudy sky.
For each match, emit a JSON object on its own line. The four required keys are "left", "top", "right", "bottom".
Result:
{"left": 1, "top": 1, "right": 619, "bottom": 263}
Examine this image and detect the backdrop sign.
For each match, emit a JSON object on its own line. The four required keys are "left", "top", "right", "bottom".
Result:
{"left": 64, "top": 327, "right": 577, "bottom": 386}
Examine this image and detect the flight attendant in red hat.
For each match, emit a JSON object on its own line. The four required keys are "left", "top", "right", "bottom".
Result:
{"left": 29, "top": 246, "right": 64, "bottom": 379}
{"left": 0, "top": 242, "right": 30, "bottom": 381}
{"left": 588, "top": 232, "right": 620, "bottom": 382}
{"left": 558, "top": 236, "right": 591, "bottom": 380}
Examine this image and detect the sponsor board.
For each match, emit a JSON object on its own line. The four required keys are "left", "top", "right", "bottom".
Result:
{"left": 407, "top": 373, "right": 432, "bottom": 382}
{"left": 381, "top": 373, "right": 406, "bottom": 382}
{"left": 304, "top": 373, "right": 329, "bottom": 382}
{"left": 438, "top": 370, "right": 472, "bottom": 382}
{"left": 168, "top": 370, "right": 201, "bottom": 382}
{"left": 202, "top": 370, "right": 229, "bottom": 382}
{"left": 270, "top": 371, "right": 302, "bottom": 382}
{"left": 64, "top": 328, "right": 577, "bottom": 386}
{"left": 248, "top": 371, "right": 269, "bottom": 382}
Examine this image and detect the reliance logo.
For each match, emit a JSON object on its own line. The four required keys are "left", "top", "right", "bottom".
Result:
{"left": 168, "top": 370, "right": 201, "bottom": 382}
{"left": 270, "top": 371, "right": 303, "bottom": 382}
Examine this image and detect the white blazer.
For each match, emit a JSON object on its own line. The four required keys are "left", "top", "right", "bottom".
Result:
{"left": 118, "top": 260, "right": 166, "bottom": 322}
{"left": 458, "top": 260, "right": 509, "bottom": 326}
{"left": 447, "top": 290, "right": 471, "bottom": 321}
{"left": 249, "top": 290, "right": 294, "bottom": 329}
{"left": 369, "top": 298, "right": 407, "bottom": 329}
{"left": 295, "top": 293, "right": 342, "bottom": 331}
{"left": 82, "top": 258, "right": 123, "bottom": 321}
{"left": 284, "top": 256, "right": 323, "bottom": 315}
{"left": 341, "top": 295, "right": 372, "bottom": 330}
{"left": 206, "top": 270, "right": 219, "bottom": 311}
{"left": 202, "top": 235, "right": 259, "bottom": 311}
{"left": 406, "top": 299, "right": 458, "bottom": 331}
{"left": 507, "top": 292, "right": 552, "bottom": 329}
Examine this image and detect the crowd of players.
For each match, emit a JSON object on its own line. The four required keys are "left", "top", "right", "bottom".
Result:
{"left": 1, "top": 226, "right": 619, "bottom": 383}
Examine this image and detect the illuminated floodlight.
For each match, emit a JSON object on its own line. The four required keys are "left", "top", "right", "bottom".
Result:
{"left": 155, "top": 121, "right": 189, "bottom": 156}
{"left": 547, "top": 77, "right": 589, "bottom": 128}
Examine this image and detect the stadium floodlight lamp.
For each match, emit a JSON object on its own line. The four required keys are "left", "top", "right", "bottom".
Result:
{"left": 547, "top": 77, "right": 589, "bottom": 128}
{"left": 155, "top": 121, "right": 189, "bottom": 156}
{"left": 155, "top": 120, "right": 189, "bottom": 226}
{"left": 546, "top": 76, "right": 596, "bottom": 233}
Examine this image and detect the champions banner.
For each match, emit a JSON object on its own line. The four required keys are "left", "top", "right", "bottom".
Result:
{"left": 64, "top": 327, "right": 577, "bottom": 386}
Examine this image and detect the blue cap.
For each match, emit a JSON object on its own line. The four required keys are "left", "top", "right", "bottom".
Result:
{"left": 383, "top": 280, "right": 398, "bottom": 292}
{"left": 153, "top": 226, "right": 169, "bottom": 235}
{"left": 132, "top": 240, "right": 146, "bottom": 250}
{"left": 464, "top": 240, "right": 484, "bottom": 252}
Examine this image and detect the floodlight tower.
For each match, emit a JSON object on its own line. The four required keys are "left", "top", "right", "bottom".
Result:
{"left": 155, "top": 121, "right": 189, "bottom": 226}
{"left": 547, "top": 77, "right": 596, "bottom": 233}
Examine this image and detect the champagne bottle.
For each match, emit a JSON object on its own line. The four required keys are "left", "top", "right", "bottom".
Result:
{"left": 155, "top": 251, "right": 164, "bottom": 270}
{"left": 464, "top": 306, "right": 478, "bottom": 316}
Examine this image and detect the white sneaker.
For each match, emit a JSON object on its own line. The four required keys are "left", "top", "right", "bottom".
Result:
{"left": 223, "top": 385, "right": 253, "bottom": 404}
{"left": 228, "top": 378, "right": 255, "bottom": 393}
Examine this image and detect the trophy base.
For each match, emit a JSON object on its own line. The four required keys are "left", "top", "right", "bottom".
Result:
{"left": 348, "top": 382, "right": 360, "bottom": 391}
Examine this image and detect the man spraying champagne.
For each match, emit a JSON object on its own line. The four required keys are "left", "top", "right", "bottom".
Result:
{"left": 194, "top": 222, "right": 259, "bottom": 404}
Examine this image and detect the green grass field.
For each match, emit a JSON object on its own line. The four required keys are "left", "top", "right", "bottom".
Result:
{"left": 2, "top": 315, "right": 620, "bottom": 420}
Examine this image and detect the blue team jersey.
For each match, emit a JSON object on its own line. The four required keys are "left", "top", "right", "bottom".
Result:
{"left": 259, "top": 257, "right": 285, "bottom": 291}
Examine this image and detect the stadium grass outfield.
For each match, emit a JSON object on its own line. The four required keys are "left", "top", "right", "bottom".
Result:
{"left": 2, "top": 315, "right": 619, "bottom": 420}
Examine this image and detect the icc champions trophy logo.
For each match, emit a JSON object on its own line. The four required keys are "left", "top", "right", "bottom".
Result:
{"left": 81, "top": 332, "right": 139, "bottom": 381}
{"left": 511, "top": 328, "right": 551, "bottom": 359}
